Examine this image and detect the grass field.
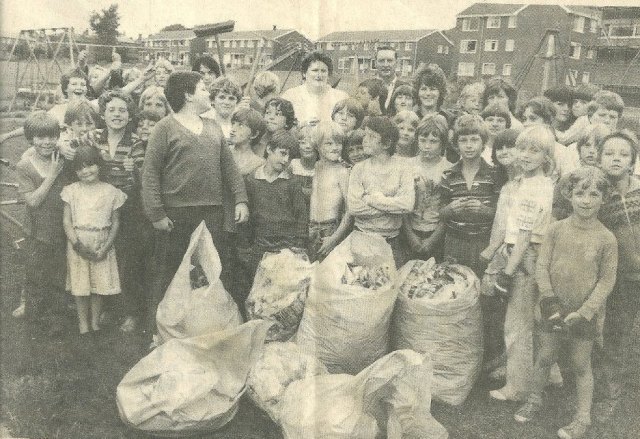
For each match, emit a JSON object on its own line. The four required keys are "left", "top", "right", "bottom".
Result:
{"left": 1, "top": 115, "right": 640, "bottom": 438}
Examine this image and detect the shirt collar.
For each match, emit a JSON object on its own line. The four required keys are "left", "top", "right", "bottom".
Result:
{"left": 254, "top": 164, "right": 291, "bottom": 182}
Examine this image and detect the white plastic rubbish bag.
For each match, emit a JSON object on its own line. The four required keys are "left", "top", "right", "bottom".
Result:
{"left": 392, "top": 259, "right": 483, "bottom": 405}
{"left": 247, "top": 341, "right": 328, "bottom": 421}
{"left": 116, "top": 320, "right": 272, "bottom": 437}
{"left": 278, "top": 349, "right": 447, "bottom": 439}
{"left": 246, "top": 249, "right": 314, "bottom": 342}
{"left": 156, "top": 221, "right": 242, "bottom": 344}
{"left": 296, "top": 231, "right": 398, "bottom": 374}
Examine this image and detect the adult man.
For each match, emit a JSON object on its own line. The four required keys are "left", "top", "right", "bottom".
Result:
{"left": 375, "top": 46, "right": 398, "bottom": 112}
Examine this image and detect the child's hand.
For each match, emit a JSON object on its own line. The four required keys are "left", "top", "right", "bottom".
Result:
{"left": 564, "top": 312, "right": 586, "bottom": 326}
{"left": 48, "top": 151, "right": 64, "bottom": 179}
{"left": 152, "top": 217, "right": 174, "bottom": 232}
{"left": 58, "top": 140, "right": 76, "bottom": 161}
{"left": 77, "top": 50, "right": 88, "bottom": 67}
{"left": 494, "top": 271, "right": 514, "bottom": 298}
{"left": 123, "top": 157, "right": 135, "bottom": 172}
{"left": 237, "top": 96, "right": 251, "bottom": 110}
{"left": 94, "top": 245, "right": 108, "bottom": 261}
{"left": 449, "top": 197, "right": 468, "bottom": 214}
{"left": 479, "top": 247, "right": 495, "bottom": 263}
{"left": 318, "top": 235, "right": 338, "bottom": 259}
{"left": 235, "top": 202, "right": 249, "bottom": 224}
{"left": 463, "top": 198, "right": 484, "bottom": 213}
{"left": 73, "top": 241, "right": 97, "bottom": 261}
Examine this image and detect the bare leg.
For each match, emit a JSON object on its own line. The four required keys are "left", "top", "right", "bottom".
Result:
{"left": 75, "top": 296, "right": 90, "bottom": 334}
{"left": 90, "top": 294, "right": 103, "bottom": 332}
{"left": 570, "top": 338, "right": 594, "bottom": 424}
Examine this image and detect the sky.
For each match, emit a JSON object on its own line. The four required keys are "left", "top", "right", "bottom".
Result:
{"left": 1, "top": 0, "right": 640, "bottom": 40}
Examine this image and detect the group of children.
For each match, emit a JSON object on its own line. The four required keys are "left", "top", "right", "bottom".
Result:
{"left": 4, "top": 51, "right": 640, "bottom": 439}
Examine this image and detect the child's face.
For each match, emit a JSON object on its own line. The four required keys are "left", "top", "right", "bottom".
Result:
{"left": 579, "top": 138, "right": 599, "bottom": 166}
{"left": 229, "top": 121, "right": 252, "bottom": 146}
{"left": 571, "top": 182, "right": 604, "bottom": 221}
{"left": 68, "top": 118, "right": 95, "bottom": 138}
{"left": 76, "top": 164, "right": 100, "bottom": 183}
{"left": 396, "top": 121, "right": 416, "bottom": 147}
{"left": 264, "top": 105, "right": 287, "bottom": 133}
{"left": 552, "top": 101, "right": 570, "bottom": 123}
{"left": 521, "top": 107, "right": 543, "bottom": 127}
{"left": 347, "top": 143, "right": 367, "bottom": 164}
{"left": 298, "top": 135, "right": 315, "bottom": 158}
{"left": 572, "top": 99, "right": 588, "bottom": 118}
{"left": 417, "top": 132, "right": 442, "bottom": 159}
{"left": 355, "top": 86, "right": 373, "bottom": 108}
{"left": 154, "top": 67, "right": 170, "bottom": 88}
{"left": 137, "top": 119, "right": 157, "bottom": 142}
{"left": 32, "top": 136, "right": 58, "bottom": 159}
{"left": 457, "top": 133, "right": 484, "bottom": 160}
{"left": 213, "top": 91, "right": 237, "bottom": 118}
{"left": 462, "top": 95, "right": 480, "bottom": 114}
{"left": 66, "top": 77, "right": 88, "bottom": 100}
{"left": 600, "top": 137, "right": 634, "bottom": 178}
{"left": 418, "top": 84, "right": 440, "bottom": 109}
{"left": 487, "top": 89, "right": 509, "bottom": 109}
{"left": 142, "top": 95, "right": 167, "bottom": 117}
{"left": 495, "top": 145, "right": 516, "bottom": 167}
{"left": 394, "top": 94, "right": 414, "bottom": 113}
{"left": 518, "top": 144, "right": 547, "bottom": 175}
{"left": 266, "top": 147, "right": 290, "bottom": 173}
{"left": 484, "top": 115, "right": 507, "bottom": 136}
{"left": 198, "top": 65, "right": 217, "bottom": 88}
{"left": 319, "top": 136, "right": 342, "bottom": 162}
{"left": 104, "top": 97, "right": 130, "bottom": 131}
{"left": 591, "top": 106, "right": 619, "bottom": 130}
{"left": 362, "top": 127, "right": 386, "bottom": 157}
{"left": 333, "top": 107, "right": 357, "bottom": 132}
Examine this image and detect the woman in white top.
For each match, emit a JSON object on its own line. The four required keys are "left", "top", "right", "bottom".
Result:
{"left": 281, "top": 51, "right": 348, "bottom": 127}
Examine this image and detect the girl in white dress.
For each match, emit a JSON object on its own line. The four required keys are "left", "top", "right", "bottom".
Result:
{"left": 62, "top": 145, "right": 127, "bottom": 334}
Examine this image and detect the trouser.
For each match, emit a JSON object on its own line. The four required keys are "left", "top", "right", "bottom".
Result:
{"left": 24, "top": 238, "right": 67, "bottom": 323}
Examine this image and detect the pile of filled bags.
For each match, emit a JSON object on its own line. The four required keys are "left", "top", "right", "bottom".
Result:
{"left": 116, "top": 227, "right": 488, "bottom": 436}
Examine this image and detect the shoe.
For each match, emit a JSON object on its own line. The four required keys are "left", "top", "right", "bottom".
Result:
{"left": 514, "top": 400, "right": 542, "bottom": 423}
{"left": 557, "top": 419, "right": 589, "bottom": 439}
{"left": 490, "top": 387, "right": 516, "bottom": 401}
{"left": 119, "top": 316, "right": 137, "bottom": 333}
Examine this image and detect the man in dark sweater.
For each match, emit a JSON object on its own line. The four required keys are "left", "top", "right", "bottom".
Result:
{"left": 243, "top": 130, "right": 309, "bottom": 278}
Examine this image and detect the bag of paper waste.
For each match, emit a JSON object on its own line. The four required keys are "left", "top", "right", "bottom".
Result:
{"left": 392, "top": 258, "right": 483, "bottom": 405}
{"left": 296, "top": 231, "right": 398, "bottom": 374}
{"left": 116, "top": 320, "right": 272, "bottom": 436}
{"left": 278, "top": 349, "right": 448, "bottom": 439}
{"left": 246, "top": 249, "right": 314, "bottom": 342}
{"left": 247, "top": 341, "right": 328, "bottom": 421}
{"left": 156, "top": 221, "right": 242, "bottom": 344}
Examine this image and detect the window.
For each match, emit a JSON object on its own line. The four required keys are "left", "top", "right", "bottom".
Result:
{"left": 482, "top": 63, "right": 496, "bottom": 75}
{"left": 340, "top": 43, "right": 348, "bottom": 51}
{"left": 325, "top": 42, "right": 332, "bottom": 50}
{"left": 405, "top": 42, "right": 413, "bottom": 51}
{"left": 609, "top": 25, "right": 634, "bottom": 37}
{"left": 437, "top": 45, "right": 443, "bottom": 54}
{"left": 363, "top": 42, "right": 369, "bottom": 51}
{"left": 508, "top": 16, "right": 517, "bottom": 28}
{"left": 445, "top": 46, "right": 450, "bottom": 54}
{"left": 566, "top": 69, "right": 578, "bottom": 86}
{"left": 586, "top": 48, "right": 594, "bottom": 59}
{"left": 487, "top": 17, "right": 501, "bottom": 29}
{"left": 457, "top": 62, "right": 475, "bottom": 77}
{"left": 569, "top": 42, "right": 581, "bottom": 59}
{"left": 247, "top": 40, "right": 254, "bottom": 48}
{"left": 484, "top": 40, "right": 498, "bottom": 51}
{"left": 462, "top": 17, "right": 479, "bottom": 31}
{"left": 460, "top": 40, "right": 477, "bottom": 53}
{"left": 502, "top": 64, "right": 512, "bottom": 76}
{"left": 505, "top": 39, "right": 515, "bottom": 52}
{"left": 239, "top": 40, "right": 245, "bottom": 48}
{"left": 231, "top": 40, "right": 237, "bottom": 48}
{"left": 589, "top": 19, "right": 597, "bottom": 33}
{"left": 582, "top": 71, "right": 590, "bottom": 84}
{"left": 208, "top": 40, "right": 213, "bottom": 48}
{"left": 338, "top": 58, "right": 345, "bottom": 70}
{"left": 573, "top": 16, "right": 585, "bottom": 33}
{"left": 223, "top": 41, "right": 230, "bottom": 48}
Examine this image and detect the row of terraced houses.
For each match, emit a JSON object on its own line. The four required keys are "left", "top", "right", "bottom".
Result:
{"left": 139, "top": 3, "right": 640, "bottom": 104}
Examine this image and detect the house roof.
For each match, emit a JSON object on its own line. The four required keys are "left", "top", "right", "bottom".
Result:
{"left": 147, "top": 29, "right": 196, "bottom": 40}
{"left": 457, "top": 3, "right": 527, "bottom": 17}
{"left": 317, "top": 29, "right": 444, "bottom": 43}
{"left": 561, "top": 5, "right": 601, "bottom": 20}
{"left": 214, "top": 29, "right": 295, "bottom": 41}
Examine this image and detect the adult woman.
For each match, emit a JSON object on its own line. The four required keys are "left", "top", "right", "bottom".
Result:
{"left": 281, "top": 51, "right": 348, "bottom": 126}
{"left": 481, "top": 78, "right": 523, "bottom": 130}
{"left": 142, "top": 71, "right": 248, "bottom": 294}
{"left": 413, "top": 64, "right": 450, "bottom": 123}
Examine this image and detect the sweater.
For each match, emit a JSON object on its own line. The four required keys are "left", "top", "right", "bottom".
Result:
{"left": 536, "top": 217, "right": 618, "bottom": 321}
{"left": 141, "top": 116, "right": 248, "bottom": 222}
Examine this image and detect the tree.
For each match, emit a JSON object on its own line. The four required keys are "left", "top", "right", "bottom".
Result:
{"left": 89, "top": 4, "right": 120, "bottom": 61}
{"left": 161, "top": 24, "right": 187, "bottom": 31}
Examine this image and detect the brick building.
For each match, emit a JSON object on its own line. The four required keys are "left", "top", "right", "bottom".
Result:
{"left": 315, "top": 30, "right": 453, "bottom": 78}
{"left": 143, "top": 29, "right": 196, "bottom": 65}
{"left": 448, "top": 3, "right": 600, "bottom": 96}
{"left": 594, "top": 7, "right": 640, "bottom": 107}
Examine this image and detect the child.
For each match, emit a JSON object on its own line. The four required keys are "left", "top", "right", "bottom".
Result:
{"left": 594, "top": 130, "right": 640, "bottom": 421}
{"left": 489, "top": 125, "right": 557, "bottom": 402}
{"left": 413, "top": 64, "right": 448, "bottom": 122}
{"left": 355, "top": 78, "right": 387, "bottom": 117}
{"left": 72, "top": 90, "right": 148, "bottom": 333}
{"left": 62, "top": 145, "right": 127, "bottom": 334}
{"left": 543, "top": 85, "right": 575, "bottom": 136}
{"left": 347, "top": 116, "right": 415, "bottom": 267}
{"left": 403, "top": 115, "right": 451, "bottom": 260}
{"left": 440, "top": 114, "right": 499, "bottom": 277}
{"left": 229, "top": 108, "right": 267, "bottom": 175}
{"left": 587, "top": 90, "right": 624, "bottom": 131}
{"left": 387, "top": 83, "right": 414, "bottom": 116}
{"left": 291, "top": 124, "right": 316, "bottom": 201}
{"left": 393, "top": 110, "right": 419, "bottom": 157}
{"left": 480, "top": 102, "right": 512, "bottom": 165}
{"left": 514, "top": 167, "right": 617, "bottom": 439}
{"left": 555, "top": 84, "right": 598, "bottom": 146}
{"left": 481, "top": 77, "right": 523, "bottom": 130}
{"left": 14, "top": 112, "right": 68, "bottom": 334}
{"left": 457, "top": 81, "right": 485, "bottom": 116}
{"left": 309, "top": 122, "right": 352, "bottom": 261}
{"left": 332, "top": 98, "right": 365, "bottom": 135}
{"left": 244, "top": 130, "right": 309, "bottom": 277}
{"left": 251, "top": 71, "right": 281, "bottom": 113}
{"left": 202, "top": 76, "right": 243, "bottom": 140}
{"left": 152, "top": 58, "right": 174, "bottom": 89}
{"left": 138, "top": 86, "right": 172, "bottom": 118}
{"left": 257, "top": 97, "right": 298, "bottom": 159}
{"left": 136, "top": 110, "right": 162, "bottom": 145}
{"left": 344, "top": 129, "right": 367, "bottom": 165}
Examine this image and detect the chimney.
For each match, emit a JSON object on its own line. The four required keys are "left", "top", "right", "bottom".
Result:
{"left": 273, "top": 25, "right": 277, "bottom": 31}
